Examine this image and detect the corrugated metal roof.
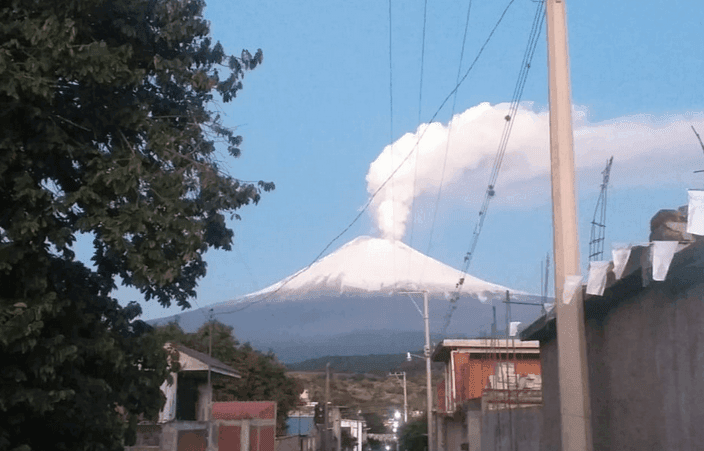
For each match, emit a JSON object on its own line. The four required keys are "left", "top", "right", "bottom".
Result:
{"left": 287, "top": 416, "right": 316, "bottom": 435}
{"left": 170, "top": 343, "right": 241, "bottom": 379}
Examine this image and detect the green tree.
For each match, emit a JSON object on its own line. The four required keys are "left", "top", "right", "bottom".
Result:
{"left": 155, "top": 321, "right": 301, "bottom": 435}
{"left": 0, "top": 0, "right": 270, "bottom": 449}
{"left": 341, "top": 428, "right": 357, "bottom": 451}
{"left": 362, "top": 412, "right": 388, "bottom": 434}
{"left": 398, "top": 417, "right": 428, "bottom": 451}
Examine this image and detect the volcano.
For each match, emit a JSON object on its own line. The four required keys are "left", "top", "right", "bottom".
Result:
{"left": 151, "top": 236, "right": 546, "bottom": 363}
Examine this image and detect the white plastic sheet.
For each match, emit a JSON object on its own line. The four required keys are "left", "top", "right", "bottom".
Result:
{"left": 687, "top": 189, "right": 704, "bottom": 236}
{"left": 612, "top": 244, "right": 632, "bottom": 280}
{"left": 158, "top": 372, "right": 177, "bottom": 423}
{"left": 586, "top": 261, "right": 613, "bottom": 296}
{"left": 651, "top": 241, "right": 679, "bottom": 281}
{"left": 509, "top": 321, "right": 522, "bottom": 337}
{"left": 562, "top": 275, "right": 583, "bottom": 305}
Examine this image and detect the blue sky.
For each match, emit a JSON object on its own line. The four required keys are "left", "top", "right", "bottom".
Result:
{"left": 112, "top": 0, "right": 704, "bottom": 321}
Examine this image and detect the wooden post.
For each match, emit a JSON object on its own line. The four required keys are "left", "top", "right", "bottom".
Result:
{"left": 546, "top": 1, "right": 593, "bottom": 450}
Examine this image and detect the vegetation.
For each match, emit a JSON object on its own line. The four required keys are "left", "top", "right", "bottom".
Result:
{"left": 398, "top": 416, "right": 429, "bottom": 451}
{"left": 154, "top": 321, "right": 301, "bottom": 435}
{"left": 0, "top": 0, "right": 269, "bottom": 449}
{"left": 288, "top": 360, "right": 442, "bottom": 418}
{"left": 286, "top": 354, "right": 414, "bottom": 374}
{"left": 340, "top": 428, "right": 357, "bottom": 451}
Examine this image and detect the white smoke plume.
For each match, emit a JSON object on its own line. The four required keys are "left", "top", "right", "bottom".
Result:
{"left": 366, "top": 102, "right": 704, "bottom": 241}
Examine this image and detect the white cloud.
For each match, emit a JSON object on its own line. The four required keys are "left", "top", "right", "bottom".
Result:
{"left": 366, "top": 102, "right": 704, "bottom": 240}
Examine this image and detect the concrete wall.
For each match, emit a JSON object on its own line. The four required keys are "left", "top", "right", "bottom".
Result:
{"left": 538, "top": 339, "right": 561, "bottom": 451}
{"left": 480, "top": 407, "right": 541, "bottom": 451}
{"left": 446, "top": 417, "right": 466, "bottom": 451}
{"left": 436, "top": 413, "right": 466, "bottom": 451}
{"left": 540, "top": 263, "right": 704, "bottom": 451}
{"left": 466, "top": 410, "right": 481, "bottom": 451}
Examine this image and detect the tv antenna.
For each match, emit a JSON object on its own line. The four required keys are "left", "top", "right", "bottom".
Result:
{"left": 692, "top": 126, "right": 704, "bottom": 173}
{"left": 588, "top": 156, "right": 614, "bottom": 261}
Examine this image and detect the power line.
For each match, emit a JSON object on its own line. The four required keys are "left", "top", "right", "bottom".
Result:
{"left": 442, "top": 0, "right": 546, "bottom": 333}
{"left": 422, "top": 0, "right": 474, "bottom": 271}
{"left": 418, "top": 0, "right": 428, "bottom": 126}
{"left": 208, "top": 0, "right": 519, "bottom": 319}
{"left": 408, "top": 0, "right": 429, "bottom": 249}
{"left": 389, "top": 0, "right": 400, "bottom": 288}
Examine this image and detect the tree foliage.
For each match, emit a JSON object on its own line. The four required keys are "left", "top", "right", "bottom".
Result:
{"left": 0, "top": 0, "right": 270, "bottom": 449}
{"left": 398, "top": 417, "right": 428, "bottom": 451}
{"left": 340, "top": 428, "right": 357, "bottom": 451}
{"left": 154, "top": 321, "right": 302, "bottom": 435}
{"left": 362, "top": 412, "right": 388, "bottom": 434}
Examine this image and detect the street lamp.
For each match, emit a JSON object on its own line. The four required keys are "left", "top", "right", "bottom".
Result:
{"left": 399, "top": 290, "right": 433, "bottom": 451}
{"left": 389, "top": 375, "right": 408, "bottom": 423}
{"left": 406, "top": 352, "right": 424, "bottom": 362}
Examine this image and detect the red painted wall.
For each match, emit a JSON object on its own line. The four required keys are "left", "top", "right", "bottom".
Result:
{"left": 437, "top": 352, "right": 541, "bottom": 412}
{"left": 448, "top": 352, "right": 542, "bottom": 404}
{"left": 219, "top": 426, "right": 241, "bottom": 451}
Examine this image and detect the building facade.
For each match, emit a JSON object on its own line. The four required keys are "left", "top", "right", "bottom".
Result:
{"left": 521, "top": 206, "right": 704, "bottom": 451}
{"left": 432, "top": 339, "right": 542, "bottom": 451}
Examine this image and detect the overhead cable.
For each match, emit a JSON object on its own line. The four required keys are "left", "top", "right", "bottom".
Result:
{"left": 421, "top": 0, "right": 473, "bottom": 275}
{"left": 409, "top": 0, "right": 429, "bottom": 248}
{"left": 442, "top": 0, "right": 546, "bottom": 334}
{"left": 208, "top": 0, "right": 518, "bottom": 318}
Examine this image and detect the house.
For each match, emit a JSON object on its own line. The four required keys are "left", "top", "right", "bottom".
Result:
{"left": 340, "top": 418, "right": 365, "bottom": 451}
{"left": 159, "top": 344, "right": 241, "bottom": 423}
{"left": 126, "top": 343, "right": 277, "bottom": 451}
{"left": 212, "top": 401, "right": 277, "bottom": 451}
{"left": 432, "top": 338, "right": 542, "bottom": 451}
{"left": 281, "top": 414, "right": 319, "bottom": 451}
{"left": 520, "top": 200, "right": 704, "bottom": 451}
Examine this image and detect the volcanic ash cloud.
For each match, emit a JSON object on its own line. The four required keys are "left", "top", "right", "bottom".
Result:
{"left": 366, "top": 102, "right": 704, "bottom": 241}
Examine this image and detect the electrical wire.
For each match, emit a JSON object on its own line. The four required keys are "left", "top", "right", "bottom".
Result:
{"left": 408, "top": 0, "right": 429, "bottom": 248}
{"left": 389, "top": 0, "right": 398, "bottom": 288}
{"left": 441, "top": 0, "right": 546, "bottom": 334}
{"left": 208, "top": 0, "right": 518, "bottom": 319}
{"left": 421, "top": 0, "right": 473, "bottom": 276}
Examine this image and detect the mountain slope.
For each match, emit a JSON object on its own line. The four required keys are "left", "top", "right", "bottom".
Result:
{"left": 242, "top": 236, "right": 512, "bottom": 300}
{"left": 151, "top": 236, "right": 545, "bottom": 363}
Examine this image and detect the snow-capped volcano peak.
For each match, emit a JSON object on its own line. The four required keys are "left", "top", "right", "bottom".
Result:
{"left": 246, "top": 236, "right": 510, "bottom": 299}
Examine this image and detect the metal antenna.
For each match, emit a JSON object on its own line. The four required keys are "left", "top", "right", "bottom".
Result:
{"left": 588, "top": 157, "right": 614, "bottom": 261}
{"left": 692, "top": 126, "right": 704, "bottom": 173}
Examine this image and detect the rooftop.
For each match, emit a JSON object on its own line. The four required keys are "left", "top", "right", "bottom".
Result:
{"left": 169, "top": 343, "right": 241, "bottom": 379}
{"left": 432, "top": 338, "right": 540, "bottom": 362}
{"left": 212, "top": 401, "right": 276, "bottom": 420}
{"left": 521, "top": 205, "right": 704, "bottom": 342}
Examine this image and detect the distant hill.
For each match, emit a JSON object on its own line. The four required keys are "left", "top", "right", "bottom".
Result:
{"left": 286, "top": 352, "right": 423, "bottom": 374}
{"left": 288, "top": 362, "right": 444, "bottom": 418}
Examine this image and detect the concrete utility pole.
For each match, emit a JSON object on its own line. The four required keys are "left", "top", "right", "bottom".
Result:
{"left": 207, "top": 309, "right": 214, "bottom": 451}
{"left": 400, "top": 290, "right": 434, "bottom": 451}
{"left": 422, "top": 291, "right": 433, "bottom": 451}
{"left": 545, "top": 1, "right": 593, "bottom": 451}
{"left": 325, "top": 363, "right": 331, "bottom": 451}
{"left": 389, "top": 372, "right": 408, "bottom": 423}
